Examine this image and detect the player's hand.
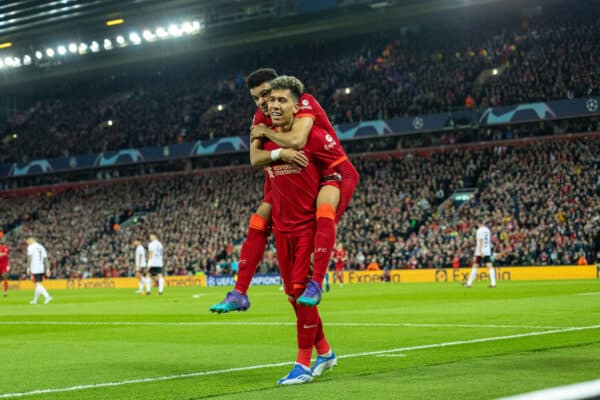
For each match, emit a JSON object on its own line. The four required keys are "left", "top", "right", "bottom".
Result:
{"left": 250, "top": 125, "right": 271, "bottom": 141}
{"left": 281, "top": 149, "right": 309, "bottom": 168}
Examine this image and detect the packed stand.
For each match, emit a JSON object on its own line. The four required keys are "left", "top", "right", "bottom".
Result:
{"left": 2, "top": 136, "right": 598, "bottom": 279}
{"left": 1, "top": 2, "right": 599, "bottom": 164}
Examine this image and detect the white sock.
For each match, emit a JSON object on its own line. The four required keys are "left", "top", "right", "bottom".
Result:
{"left": 33, "top": 285, "right": 40, "bottom": 303}
{"left": 138, "top": 279, "right": 144, "bottom": 291}
{"left": 467, "top": 267, "right": 478, "bottom": 286}
{"left": 489, "top": 266, "right": 496, "bottom": 286}
{"left": 38, "top": 284, "right": 50, "bottom": 299}
{"left": 145, "top": 277, "right": 152, "bottom": 292}
{"left": 158, "top": 277, "right": 164, "bottom": 293}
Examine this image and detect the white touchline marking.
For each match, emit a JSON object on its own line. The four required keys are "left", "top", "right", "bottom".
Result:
{"left": 576, "top": 292, "right": 600, "bottom": 296}
{"left": 498, "top": 378, "right": 600, "bottom": 400}
{"left": 1, "top": 324, "right": 599, "bottom": 399}
{"left": 0, "top": 321, "right": 565, "bottom": 329}
{"left": 376, "top": 354, "right": 406, "bottom": 358}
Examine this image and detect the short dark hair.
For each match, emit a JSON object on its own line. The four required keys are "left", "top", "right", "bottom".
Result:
{"left": 246, "top": 68, "right": 278, "bottom": 89}
{"left": 269, "top": 75, "right": 304, "bottom": 102}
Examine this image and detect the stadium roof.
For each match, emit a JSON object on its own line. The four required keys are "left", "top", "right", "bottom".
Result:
{"left": 0, "top": 0, "right": 565, "bottom": 89}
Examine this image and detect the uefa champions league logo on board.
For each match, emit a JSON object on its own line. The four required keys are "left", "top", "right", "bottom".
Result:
{"left": 412, "top": 117, "right": 424, "bottom": 130}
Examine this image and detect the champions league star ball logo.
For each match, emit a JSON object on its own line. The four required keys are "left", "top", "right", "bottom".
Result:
{"left": 412, "top": 116, "right": 424, "bottom": 130}
{"left": 586, "top": 98, "right": 598, "bottom": 112}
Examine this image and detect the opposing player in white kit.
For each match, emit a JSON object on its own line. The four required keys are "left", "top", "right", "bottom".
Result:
{"left": 133, "top": 240, "right": 146, "bottom": 294}
{"left": 145, "top": 234, "right": 165, "bottom": 295}
{"left": 26, "top": 237, "right": 53, "bottom": 304}
{"left": 465, "top": 219, "right": 497, "bottom": 288}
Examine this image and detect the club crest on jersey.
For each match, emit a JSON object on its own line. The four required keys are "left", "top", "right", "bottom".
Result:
{"left": 299, "top": 99, "right": 312, "bottom": 110}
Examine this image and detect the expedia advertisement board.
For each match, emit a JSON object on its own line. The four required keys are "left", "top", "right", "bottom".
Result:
{"left": 7, "top": 275, "right": 206, "bottom": 290}
{"left": 6, "top": 266, "right": 597, "bottom": 290}
{"left": 343, "top": 266, "right": 598, "bottom": 284}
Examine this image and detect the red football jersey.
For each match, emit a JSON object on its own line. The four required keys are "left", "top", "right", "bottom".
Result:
{"left": 333, "top": 249, "right": 347, "bottom": 264}
{"left": 264, "top": 125, "right": 346, "bottom": 234}
{"left": 0, "top": 245, "right": 10, "bottom": 271}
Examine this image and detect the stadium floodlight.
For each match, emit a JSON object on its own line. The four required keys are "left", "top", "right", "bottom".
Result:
{"left": 217, "top": 104, "right": 224, "bottom": 111}
{"left": 115, "top": 35, "right": 126, "bottom": 46}
{"left": 107, "top": 120, "right": 113, "bottom": 126}
{"left": 68, "top": 43, "right": 78, "bottom": 53}
{"left": 57, "top": 45, "right": 67, "bottom": 55}
{"left": 46, "top": 48, "right": 55, "bottom": 57}
{"left": 492, "top": 68, "right": 499, "bottom": 75}
{"left": 4, "top": 57, "right": 14, "bottom": 66}
{"left": 156, "top": 26, "right": 168, "bottom": 39}
{"left": 78, "top": 42, "right": 88, "bottom": 54}
{"left": 12, "top": 133, "right": 17, "bottom": 139}
{"left": 344, "top": 87, "right": 352, "bottom": 95}
{"left": 168, "top": 24, "right": 182, "bottom": 37}
{"left": 192, "top": 20, "right": 201, "bottom": 32}
{"left": 182, "top": 21, "right": 194, "bottom": 34}
{"left": 13, "top": 57, "right": 21, "bottom": 67}
{"left": 142, "top": 30, "right": 156, "bottom": 42}
{"left": 0, "top": 59, "right": 4, "bottom": 69}
{"left": 103, "top": 39, "right": 112, "bottom": 50}
{"left": 90, "top": 41, "right": 100, "bottom": 52}
{"left": 23, "top": 55, "right": 32, "bottom": 65}
{"left": 35, "top": 51, "right": 43, "bottom": 60}
{"left": 129, "top": 32, "right": 142, "bottom": 45}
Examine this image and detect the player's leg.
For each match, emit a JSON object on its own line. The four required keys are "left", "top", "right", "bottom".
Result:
{"left": 30, "top": 275, "right": 40, "bottom": 304}
{"left": 144, "top": 270, "right": 152, "bottom": 294}
{"left": 323, "top": 271, "right": 330, "bottom": 292}
{"left": 136, "top": 269, "right": 144, "bottom": 293}
{"left": 298, "top": 184, "right": 340, "bottom": 306}
{"left": 40, "top": 282, "right": 52, "bottom": 304}
{"left": 487, "top": 259, "right": 496, "bottom": 287}
{"left": 2, "top": 271, "right": 8, "bottom": 296}
{"left": 336, "top": 265, "right": 344, "bottom": 286}
{"left": 235, "top": 201, "right": 272, "bottom": 294}
{"left": 157, "top": 271, "right": 164, "bottom": 294}
{"left": 31, "top": 274, "right": 51, "bottom": 304}
{"left": 277, "top": 232, "right": 315, "bottom": 385}
{"left": 465, "top": 259, "right": 479, "bottom": 287}
{"left": 209, "top": 202, "right": 271, "bottom": 313}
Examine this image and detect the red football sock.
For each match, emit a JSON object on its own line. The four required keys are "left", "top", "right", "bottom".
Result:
{"left": 314, "top": 315, "right": 330, "bottom": 354}
{"left": 2, "top": 279, "right": 7, "bottom": 293}
{"left": 311, "top": 204, "right": 336, "bottom": 288}
{"left": 234, "top": 214, "right": 268, "bottom": 294}
{"left": 295, "top": 286, "right": 319, "bottom": 367}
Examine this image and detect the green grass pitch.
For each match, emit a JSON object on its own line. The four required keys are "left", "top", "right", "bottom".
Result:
{"left": 1, "top": 280, "right": 599, "bottom": 399}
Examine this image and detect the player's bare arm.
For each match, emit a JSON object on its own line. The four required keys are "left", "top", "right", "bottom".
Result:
{"left": 249, "top": 136, "right": 308, "bottom": 168}
{"left": 250, "top": 116, "right": 314, "bottom": 149}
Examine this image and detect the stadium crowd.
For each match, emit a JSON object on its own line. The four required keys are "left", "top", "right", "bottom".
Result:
{"left": 2, "top": 136, "right": 598, "bottom": 279}
{"left": 1, "top": 1, "right": 599, "bottom": 164}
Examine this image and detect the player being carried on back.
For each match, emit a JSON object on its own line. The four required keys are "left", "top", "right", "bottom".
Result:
{"left": 210, "top": 68, "right": 359, "bottom": 313}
